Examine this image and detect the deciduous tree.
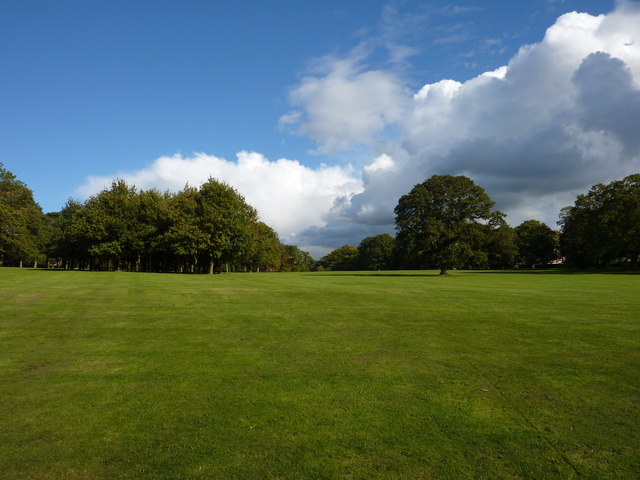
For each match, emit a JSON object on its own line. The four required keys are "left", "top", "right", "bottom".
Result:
{"left": 515, "top": 220, "right": 558, "bottom": 268}
{"left": 357, "top": 234, "right": 395, "bottom": 270}
{"left": 560, "top": 174, "right": 640, "bottom": 268}
{"left": 0, "top": 163, "right": 44, "bottom": 266}
{"left": 320, "top": 245, "right": 359, "bottom": 271}
{"left": 394, "top": 175, "right": 495, "bottom": 275}
{"left": 197, "top": 179, "right": 257, "bottom": 274}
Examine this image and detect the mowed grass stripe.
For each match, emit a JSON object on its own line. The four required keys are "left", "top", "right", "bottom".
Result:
{"left": 0, "top": 269, "right": 638, "bottom": 479}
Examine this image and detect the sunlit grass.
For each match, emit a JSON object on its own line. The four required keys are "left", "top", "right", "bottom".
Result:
{"left": 1, "top": 268, "right": 638, "bottom": 479}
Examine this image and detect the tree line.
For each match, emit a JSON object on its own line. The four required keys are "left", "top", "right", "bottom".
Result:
{"left": 0, "top": 163, "right": 313, "bottom": 273}
{"left": 319, "top": 174, "right": 640, "bottom": 273}
{"left": 2, "top": 162, "right": 638, "bottom": 272}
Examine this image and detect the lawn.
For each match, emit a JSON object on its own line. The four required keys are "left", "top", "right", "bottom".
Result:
{"left": 0, "top": 268, "right": 638, "bottom": 479}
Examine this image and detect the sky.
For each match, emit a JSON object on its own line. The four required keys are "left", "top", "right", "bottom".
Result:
{"left": 2, "top": 0, "right": 639, "bottom": 257}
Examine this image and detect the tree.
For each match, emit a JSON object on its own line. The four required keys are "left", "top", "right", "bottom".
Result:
{"left": 81, "top": 180, "right": 140, "bottom": 271}
{"left": 560, "top": 174, "right": 640, "bottom": 268}
{"left": 357, "top": 234, "right": 395, "bottom": 270}
{"left": 279, "top": 244, "right": 314, "bottom": 272}
{"left": 319, "top": 245, "right": 359, "bottom": 271}
{"left": 197, "top": 178, "right": 257, "bottom": 274}
{"left": 158, "top": 186, "right": 207, "bottom": 272}
{"left": 249, "top": 222, "right": 281, "bottom": 272}
{"left": 56, "top": 199, "right": 92, "bottom": 270}
{"left": 484, "top": 212, "right": 519, "bottom": 269}
{"left": 394, "top": 175, "right": 495, "bottom": 275}
{"left": 515, "top": 220, "right": 558, "bottom": 268}
{"left": 132, "top": 189, "right": 168, "bottom": 272}
{"left": 0, "top": 163, "right": 44, "bottom": 267}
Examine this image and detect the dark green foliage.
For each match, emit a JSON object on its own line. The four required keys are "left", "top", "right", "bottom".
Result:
{"left": 278, "top": 244, "right": 314, "bottom": 271}
{"left": 560, "top": 174, "right": 640, "bottom": 268}
{"left": 515, "top": 220, "right": 559, "bottom": 268}
{"left": 82, "top": 180, "right": 140, "bottom": 270}
{"left": 319, "top": 244, "right": 359, "bottom": 271}
{"left": 0, "top": 163, "right": 44, "bottom": 266}
{"left": 158, "top": 186, "right": 207, "bottom": 272}
{"left": 197, "top": 178, "right": 258, "bottom": 273}
{"left": 394, "top": 175, "right": 495, "bottom": 274}
{"left": 249, "top": 222, "right": 281, "bottom": 272}
{"left": 357, "top": 233, "right": 395, "bottom": 270}
{"left": 17, "top": 176, "right": 282, "bottom": 273}
{"left": 484, "top": 211, "right": 519, "bottom": 269}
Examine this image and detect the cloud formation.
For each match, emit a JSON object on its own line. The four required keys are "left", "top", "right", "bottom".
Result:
{"left": 279, "top": 55, "right": 409, "bottom": 154}
{"left": 293, "top": 3, "right": 640, "bottom": 248}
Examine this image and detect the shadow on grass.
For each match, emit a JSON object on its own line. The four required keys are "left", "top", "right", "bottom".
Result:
{"left": 309, "top": 268, "right": 640, "bottom": 277}
{"left": 309, "top": 272, "right": 442, "bottom": 277}
{"left": 21, "top": 267, "right": 640, "bottom": 276}
{"left": 466, "top": 268, "right": 640, "bottom": 276}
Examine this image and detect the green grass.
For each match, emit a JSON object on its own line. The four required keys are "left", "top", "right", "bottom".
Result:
{"left": 0, "top": 268, "right": 638, "bottom": 479}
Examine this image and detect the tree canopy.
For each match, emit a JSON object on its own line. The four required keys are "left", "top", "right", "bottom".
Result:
{"left": 515, "top": 220, "right": 558, "bottom": 268}
{"left": 319, "top": 245, "right": 359, "bottom": 271}
{"left": 279, "top": 244, "right": 314, "bottom": 272}
{"left": 394, "top": 175, "right": 496, "bottom": 274}
{"left": 18, "top": 176, "right": 284, "bottom": 273}
{"left": 560, "top": 174, "right": 640, "bottom": 268}
{"left": 0, "top": 163, "right": 43, "bottom": 266}
{"left": 357, "top": 234, "right": 395, "bottom": 270}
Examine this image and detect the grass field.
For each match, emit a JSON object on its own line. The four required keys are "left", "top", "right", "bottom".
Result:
{"left": 0, "top": 268, "right": 638, "bottom": 479}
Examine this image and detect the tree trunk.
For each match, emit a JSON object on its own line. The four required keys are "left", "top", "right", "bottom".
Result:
{"left": 439, "top": 268, "right": 448, "bottom": 275}
{"left": 209, "top": 261, "right": 214, "bottom": 274}
{"left": 19, "top": 260, "right": 23, "bottom": 268}
{"left": 226, "top": 263, "right": 229, "bottom": 273}
{"left": 34, "top": 260, "right": 38, "bottom": 269}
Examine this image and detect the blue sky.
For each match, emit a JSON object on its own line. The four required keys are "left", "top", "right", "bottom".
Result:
{"left": 3, "top": 0, "right": 638, "bottom": 255}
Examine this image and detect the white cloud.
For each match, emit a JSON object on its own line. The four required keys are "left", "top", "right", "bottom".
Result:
{"left": 280, "top": 56, "right": 409, "bottom": 153}
{"left": 77, "top": 152, "right": 362, "bottom": 244}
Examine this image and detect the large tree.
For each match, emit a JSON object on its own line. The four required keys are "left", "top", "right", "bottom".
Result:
{"left": 560, "top": 174, "right": 640, "bottom": 268}
{"left": 81, "top": 180, "right": 141, "bottom": 271}
{"left": 484, "top": 212, "right": 519, "bottom": 269}
{"left": 197, "top": 178, "right": 257, "bottom": 274}
{"left": 158, "top": 186, "right": 207, "bottom": 272}
{"left": 249, "top": 221, "right": 281, "bottom": 272}
{"left": 0, "top": 163, "right": 44, "bottom": 267}
{"left": 515, "top": 220, "right": 558, "bottom": 268}
{"left": 394, "top": 175, "right": 495, "bottom": 275}
{"left": 278, "top": 244, "right": 314, "bottom": 272}
{"left": 357, "top": 234, "right": 395, "bottom": 270}
{"left": 319, "top": 245, "right": 359, "bottom": 271}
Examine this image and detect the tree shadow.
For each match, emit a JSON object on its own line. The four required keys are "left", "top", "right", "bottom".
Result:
{"left": 308, "top": 268, "right": 640, "bottom": 277}
{"left": 306, "top": 272, "right": 443, "bottom": 277}
{"left": 463, "top": 268, "right": 640, "bottom": 276}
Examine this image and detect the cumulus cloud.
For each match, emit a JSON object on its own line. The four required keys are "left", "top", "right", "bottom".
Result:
{"left": 77, "top": 152, "right": 362, "bottom": 245}
{"left": 279, "top": 55, "right": 409, "bottom": 153}
{"left": 296, "top": 3, "right": 640, "bottom": 249}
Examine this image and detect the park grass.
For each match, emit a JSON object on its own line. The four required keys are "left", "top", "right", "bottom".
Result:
{"left": 0, "top": 268, "right": 638, "bottom": 479}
